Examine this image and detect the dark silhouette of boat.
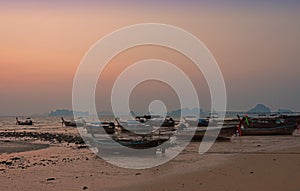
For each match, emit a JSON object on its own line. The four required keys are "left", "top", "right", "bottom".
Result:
{"left": 94, "top": 117, "right": 175, "bottom": 154}
{"left": 61, "top": 117, "right": 85, "bottom": 127}
{"left": 98, "top": 137, "right": 169, "bottom": 149}
{"left": 177, "top": 123, "right": 237, "bottom": 141}
{"left": 16, "top": 117, "right": 33, "bottom": 126}
{"left": 240, "top": 124, "right": 297, "bottom": 136}
{"left": 115, "top": 118, "right": 153, "bottom": 134}
{"left": 135, "top": 115, "right": 176, "bottom": 128}
{"left": 184, "top": 113, "right": 239, "bottom": 127}
{"left": 95, "top": 136, "right": 171, "bottom": 155}
{"left": 279, "top": 115, "right": 300, "bottom": 128}
{"left": 85, "top": 121, "right": 116, "bottom": 135}
{"left": 238, "top": 115, "right": 298, "bottom": 136}
{"left": 183, "top": 116, "right": 199, "bottom": 126}
{"left": 195, "top": 126, "right": 237, "bottom": 140}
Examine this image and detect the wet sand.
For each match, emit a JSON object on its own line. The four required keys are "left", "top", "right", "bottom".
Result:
{"left": 0, "top": 140, "right": 49, "bottom": 154}
{"left": 120, "top": 146, "right": 300, "bottom": 191}
{"left": 0, "top": 135, "right": 300, "bottom": 191}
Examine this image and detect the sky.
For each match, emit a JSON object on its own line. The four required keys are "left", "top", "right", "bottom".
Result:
{"left": 0, "top": 1, "right": 300, "bottom": 116}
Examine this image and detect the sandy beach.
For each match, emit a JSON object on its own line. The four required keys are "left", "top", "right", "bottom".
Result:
{"left": 1, "top": 117, "right": 300, "bottom": 191}
{"left": 2, "top": 1, "right": 300, "bottom": 190}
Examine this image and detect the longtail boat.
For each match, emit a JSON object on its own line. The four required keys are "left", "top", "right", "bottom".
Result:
{"left": 135, "top": 115, "right": 176, "bottom": 129}
{"left": 176, "top": 124, "right": 237, "bottom": 141}
{"left": 115, "top": 118, "right": 153, "bottom": 134}
{"left": 16, "top": 117, "right": 33, "bottom": 126}
{"left": 61, "top": 117, "right": 85, "bottom": 127}
{"left": 237, "top": 115, "right": 298, "bottom": 136}
{"left": 85, "top": 121, "right": 116, "bottom": 135}
{"left": 184, "top": 116, "right": 239, "bottom": 127}
{"left": 279, "top": 115, "right": 300, "bottom": 128}
{"left": 95, "top": 135, "right": 172, "bottom": 155}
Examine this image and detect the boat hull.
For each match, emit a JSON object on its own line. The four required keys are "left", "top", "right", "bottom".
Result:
{"left": 16, "top": 121, "right": 33, "bottom": 126}
{"left": 95, "top": 138, "right": 170, "bottom": 155}
{"left": 241, "top": 123, "right": 297, "bottom": 136}
{"left": 177, "top": 126, "right": 237, "bottom": 141}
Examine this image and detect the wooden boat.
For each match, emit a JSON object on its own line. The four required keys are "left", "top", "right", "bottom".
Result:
{"left": 85, "top": 121, "right": 116, "bottom": 135}
{"left": 240, "top": 123, "right": 297, "bottom": 136}
{"left": 197, "top": 112, "right": 219, "bottom": 127}
{"left": 195, "top": 125, "right": 237, "bottom": 140}
{"left": 279, "top": 115, "right": 300, "bottom": 128}
{"left": 238, "top": 115, "right": 298, "bottom": 136}
{"left": 95, "top": 136, "right": 171, "bottom": 154}
{"left": 16, "top": 117, "right": 33, "bottom": 126}
{"left": 115, "top": 118, "right": 153, "bottom": 134}
{"left": 198, "top": 118, "right": 215, "bottom": 127}
{"left": 184, "top": 116, "right": 239, "bottom": 127}
{"left": 183, "top": 116, "right": 213, "bottom": 127}
{"left": 183, "top": 116, "right": 199, "bottom": 126}
{"left": 97, "top": 137, "right": 169, "bottom": 149}
{"left": 115, "top": 118, "right": 177, "bottom": 137}
{"left": 135, "top": 115, "right": 176, "bottom": 128}
{"left": 61, "top": 117, "right": 85, "bottom": 127}
{"left": 238, "top": 115, "right": 285, "bottom": 129}
{"left": 176, "top": 124, "right": 237, "bottom": 141}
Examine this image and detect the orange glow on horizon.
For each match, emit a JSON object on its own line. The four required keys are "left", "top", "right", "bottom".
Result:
{"left": 1, "top": 4, "right": 300, "bottom": 115}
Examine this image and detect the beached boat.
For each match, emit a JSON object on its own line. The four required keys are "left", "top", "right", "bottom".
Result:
{"left": 183, "top": 117, "right": 214, "bottom": 127}
{"left": 176, "top": 124, "right": 237, "bottom": 141}
{"left": 85, "top": 121, "right": 116, "bottom": 135}
{"left": 238, "top": 115, "right": 298, "bottom": 136}
{"left": 279, "top": 115, "right": 300, "bottom": 127}
{"left": 115, "top": 118, "right": 153, "bottom": 134}
{"left": 135, "top": 115, "right": 176, "bottom": 128}
{"left": 95, "top": 135, "right": 172, "bottom": 155}
{"left": 238, "top": 115, "right": 286, "bottom": 128}
{"left": 16, "top": 117, "right": 33, "bottom": 126}
{"left": 240, "top": 123, "right": 297, "bottom": 136}
{"left": 61, "top": 117, "right": 85, "bottom": 127}
{"left": 184, "top": 116, "right": 239, "bottom": 127}
{"left": 97, "top": 137, "right": 169, "bottom": 149}
{"left": 183, "top": 116, "right": 199, "bottom": 126}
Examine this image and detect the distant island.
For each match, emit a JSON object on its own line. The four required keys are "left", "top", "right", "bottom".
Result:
{"left": 46, "top": 104, "right": 295, "bottom": 118}
{"left": 247, "top": 104, "right": 271, "bottom": 114}
{"left": 48, "top": 109, "right": 89, "bottom": 117}
{"left": 247, "top": 104, "right": 294, "bottom": 114}
{"left": 277, "top": 108, "right": 293, "bottom": 114}
{"left": 167, "top": 104, "right": 294, "bottom": 117}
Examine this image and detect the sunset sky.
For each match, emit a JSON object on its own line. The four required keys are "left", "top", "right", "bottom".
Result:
{"left": 1, "top": 1, "right": 300, "bottom": 116}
